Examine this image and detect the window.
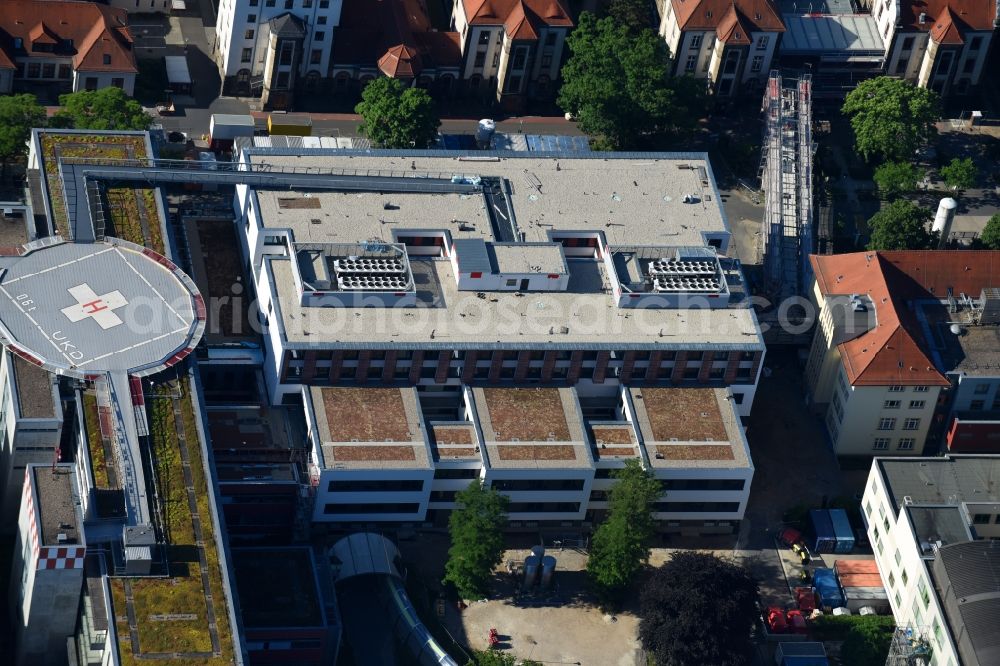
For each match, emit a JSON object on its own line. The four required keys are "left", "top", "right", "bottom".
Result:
{"left": 750, "top": 56, "right": 763, "bottom": 72}
{"left": 42, "top": 63, "right": 55, "bottom": 78}
{"left": 241, "top": 48, "right": 252, "bottom": 62}
{"left": 888, "top": 571, "right": 895, "bottom": 588}
{"left": 546, "top": 32, "right": 557, "bottom": 46}
{"left": 318, "top": 15, "right": 327, "bottom": 23}
{"left": 974, "top": 383, "right": 990, "bottom": 394}
{"left": 13, "top": 37, "right": 23, "bottom": 50}
{"left": 756, "top": 35, "right": 769, "bottom": 50}
{"left": 902, "top": 36, "right": 915, "bottom": 51}
{"left": 103, "top": 54, "right": 112, "bottom": 65}
{"left": 245, "top": 29, "right": 255, "bottom": 39}
{"left": 914, "top": 385, "right": 929, "bottom": 392}
{"left": 973, "top": 513, "right": 991, "bottom": 525}
{"left": 320, "top": 0, "right": 329, "bottom": 6}
{"left": 969, "top": 36, "right": 982, "bottom": 51}
{"left": 511, "top": 49, "right": 527, "bottom": 70}
{"left": 685, "top": 55, "right": 697, "bottom": 71}
{"left": 506, "top": 75, "right": 522, "bottom": 92}
{"left": 971, "top": 400, "right": 985, "bottom": 410}
{"left": 58, "top": 64, "right": 71, "bottom": 79}
{"left": 111, "top": 77, "right": 124, "bottom": 88}
{"left": 690, "top": 34, "right": 702, "bottom": 49}
{"left": 901, "top": 569, "right": 908, "bottom": 585}
{"left": 909, "top": 400, "right": 925, "bottom": 409}
{"left": 303, "top": 0, "right": 312, "bottom": 6}
{"left": 918, "top": 578, "right": 930, "bottom": 608}
{"left": 894, "top": 590, "right": 902, "bottom": 607}
{"left": 310, "top": 49, "right": 321, "bottom": 64}
{"left": 878, "top": 418, "right": 896, "bottom": 431}
{"left": 894, "top": 548, "right": 902, "bottom": 565}
{"left": 479, "top": 31, "right": 491, "bottom": 44}
{"left": 249, "top": 0, "right": 257, "bottom": 5}
{"left": 903, "top": 418, "right": 920, "bottom": 430}
{"left": 276, "top": 71, "right": 289, "bottom": 88}
{"left": 541, "top": 54, "right": 551, "bottom": 67}
{"left": 284, "top": 0, "right": 293, "bottom": 7}
{"left": 895, "top": 58, "right": 908, "bottom": 75}
{"left": 493, "top": 52, "right": 501, "bottom": 67}
{"left": 884, "top": 400, "right": 901, "bottom": 409}
{"left": 888, "top": 385, "right": 905, "bottom": 392}
{"left": 963, "top": 58, "right": 976, "bottom": 74}
{"left": 865, "top": 501, "right": 873, "bottom": 516}
{"left": 474, "top": 51, "right": 486, "bottom": 68}
{"left": 873, "top": 438, "right": 890, "bottom": 450}
{"left": 898, "top": 438, "right": 915, "bottom": 451}
{"left": 314, "top": 31, "right": 325, "bottom": 41}
{"left": 247, "top": 13, "right": 256, "bottom": 22}
{"left": 85, "top": 77, "right": 98, "bottom": 90}
{"left": 265, "top": 0, "right": 275, "bottom": 5}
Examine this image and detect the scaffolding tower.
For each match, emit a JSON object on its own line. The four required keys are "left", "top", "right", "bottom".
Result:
{"left": 759, "top": 70, "right": 813, "bottom": 300}
{"left": 884, "top": 626, "right": 933, "bottom": 666}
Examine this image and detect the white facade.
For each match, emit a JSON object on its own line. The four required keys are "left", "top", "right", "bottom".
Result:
{"left": 72, "top": 70, "right": 136, "bottom": 97}
{"left": 861, "top": 456, "right": 1000, "bottom": 666}
{"left": 215, "top": 0, "right": 343, "bottom": 78}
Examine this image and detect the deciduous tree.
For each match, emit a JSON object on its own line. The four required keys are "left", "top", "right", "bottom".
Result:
{"left": 443, "top": 481, "right": 508, "bottom": 600}
{"left": 873, "top": 161, "right": 921, "bottom": 198}
{"left": 867, "top": 200, "right": 936, "bottom": 251}
{"left": 840, "top": 616, "right": 896, "bottom": 666}
{"left": 559, "top": 13, "right": 703, "bottom": 150}
{"left": 586, "top": 459, "right": 661, "bottom": 603}
{"left": 52, "top": 87, "right": 152, "bottom": 131}
{"left": 980, "top": 213, "right": 1000, "bottom": 249}
{"left": 0, "top": 94, "right": 46, "bottom": 176}
{"left": 605, "top": 0, "right": 655, "bottom": 33}
{"left": 639, "top": 552, "right": 759, "bottom": 666}
{"left": 939, "top": 157, "right": 977, "bottom": 190}
{"left": 842, "top": 77, "right": 940, "bottom": 162}
{"left": 355, "top": 77, "right": 440, "bottom": 149}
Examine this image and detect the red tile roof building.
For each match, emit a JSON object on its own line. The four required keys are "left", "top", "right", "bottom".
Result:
{"left": 452, "top": 0, "right": 573, "bottom": 109}
{"left": 805, "top": 250, "right": 1000, "bottom": 458}
{"left": 871, "top": 0, "right": 998, "bottom": 95}
{"left": 658, "top": 0, "right": 785, "bottom": 97}
{"left": 0, "top": 0, "right": 137, "bottom": 96}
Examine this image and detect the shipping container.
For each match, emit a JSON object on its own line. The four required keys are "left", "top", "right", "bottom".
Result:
{"left": 268, "top": 113, "right": 312, "bottom": 136}
{"left": 812, "top": 568, "right": 845, "bottom": 609}
{"left": 775, "top": 642, "right": 828, "bottom": 666}
{"left": 838, "top": 573, "right": 883, "bottom": 588}
{"left": 842, "top": 586, "right": 890, "bottom": 613}
{"left": 829, "top": 509, "right": 855, "bottom": 553}
{"left": 809, "top": 509, "right": 837, "bottom": 553}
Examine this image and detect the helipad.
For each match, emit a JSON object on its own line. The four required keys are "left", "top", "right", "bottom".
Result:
{"left": 0, "top": 239, "right": 206, "bottom": 378}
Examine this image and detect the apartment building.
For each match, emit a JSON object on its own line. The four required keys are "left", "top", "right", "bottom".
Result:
{"left": 871, "top": 0, "right": 998, "bottom": 96}
{"left": 862, "top": 455, "right": 1000, "bottom": 666}
{"left": 232, "top": 148, "right": 763, "bottom": 533}
{"left": 658, "top": 0, "right": 785, "bottom": 96}
{"left": 215, "top": 0, "right": 343, "bottom": 106}
{"left": 0, "top": 350, "right": 62, "bottom": 533}
{"left": 9, "top": 464, "right": 86, "bottom": 666}
{"left": 0, "top": 1, "right": 138, "bottom": 97}
{"left": 451, "top": 0, "right": 574, "bottom": 108}
{"left": 805, "top": 251, "right": 1000, "bottom": 460}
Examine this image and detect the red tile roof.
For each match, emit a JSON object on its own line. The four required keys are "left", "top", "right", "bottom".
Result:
{"left": 0, "top": 1, "right": 136, "bottom": 73}
{"left": 670, "top": 0, "right": 784, "bottom": 33}
{"left": 810, "top": 251, "right": 1000, "bottom": 386}
{"left": 716, "top": 4, "right": 755, "bottom": 44}
{"left": 334, "top": 0, "right": 461, "bottom": 73}
{"left": 464, "top": 0, "right": 573, "bottom": 33}
{"left": 900, "top": 0, "right": 998, "bottom": 40}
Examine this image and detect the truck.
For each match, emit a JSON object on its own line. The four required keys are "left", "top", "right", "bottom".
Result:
{"left": 209, "top": 114, "right": 256, "bottom": 153}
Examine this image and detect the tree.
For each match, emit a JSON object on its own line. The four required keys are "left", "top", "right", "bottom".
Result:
{"left": 468, "top": 650, "right": 542, "bottom": 666}
{"left": 840, "top": 616, "right": 896, "bottom": 666}
{"left": 586, "top": 459, "right": 661, "bottom": 603}
{"left": 52, "top": 88, "right": 152, "bottom": 131}
{"left": 559, "top": 13, "right": 703, "bottom": 150}
{"left": 981, "top": 213, "right": 1000, "bottom": 249}
{"left": 605, "top": 0, "right": 655, "bottom": 33}
{"left": 873, "top": 161, "right": 921, "bottom": 198}
{"left": 443, "top": 480, "right": 508, "bottom": 600}
{"left": 841, "top": 77, "right": 940, "bottom": 162}
{"left": 355, "top": 77, "right": 440, "bottom": 149}
{"left": 867, "top": 200, "right": 936, "bottom": 251}
{"left": 639, "top": 552, "right": 759, "bottom": 666}
{"left": 0, "top": 94, "right": 46, "bottom": 177}
{"left": 939, "top": 157, "right": 977, "bottom": 190}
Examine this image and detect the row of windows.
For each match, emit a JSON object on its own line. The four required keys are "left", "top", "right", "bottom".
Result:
{"left": 295, "top": 349, "right": 756, "bottom": 363}
{"left": 327, "top": 480, "right": 424, "bottom": 493}
{"left": 872, "top": 437, "right": 915, "bottom": 451}
{"left": 877, "top": 417, "right": 921, "bottom": 431}
{"left": 652, "top": 502, "right": 741, "bottom": 513}
{"left": 247, "top": 0, "right": 329, "bottom": 7}
{"left": 883, "top": 400, "right": 925, "bottom": 409}
{"left": 492, "top": 479, "right": 585, "bottom": 492}
{"left": 888, "top": 385, "right": 930, "bottom": 393}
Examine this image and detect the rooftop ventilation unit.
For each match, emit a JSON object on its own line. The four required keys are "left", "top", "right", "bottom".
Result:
{"left": 649, "top": 259, "right": 717, "bottom": 276}
{"left": 337, "top": 275, "right": 409, "bottom": 291}
{"left": 653, "top": 276, "right": 722, "bottom": 293}
{"left": 333, "top": 257, "right": 406, "bottom": 273}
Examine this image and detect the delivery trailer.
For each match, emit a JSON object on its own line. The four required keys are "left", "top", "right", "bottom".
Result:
{"left": 165, "top": 56, "right": 192, "bottom": 95}
{"left": 828, "top": 509, "right": 855, "bottom": 553}
{"left": 209, "top": 114, "right": 256, "bottom": 152}
{"left": 809, "top": 510, "right": 836, "bottom": 554}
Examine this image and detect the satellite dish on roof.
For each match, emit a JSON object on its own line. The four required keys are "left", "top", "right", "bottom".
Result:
{"left": 949, "top": 324, "right": 962, "bottom": 335}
